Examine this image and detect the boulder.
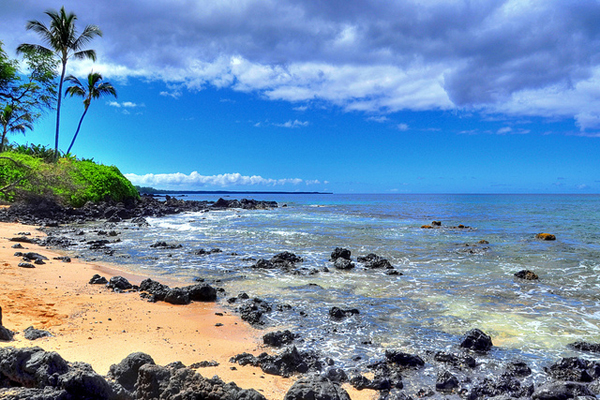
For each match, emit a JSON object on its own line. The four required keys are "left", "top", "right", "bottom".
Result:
{"left": 107, "top": 352, "right": 155, "bottom": 392}
{"left": 532, "top": 382, "right": 594, "bottom": 400}
{"left": 385, "top": 351, "right": 425, "bottom": 368}
{"left": 333, "top": 258, "right": 355, "bottom": 270}
{"left": 89, "top": 274, "right": 108, "bottom": 285}
{"left": 284, "top": 375, "right": 351, "bottom": 400}
{"left": 460, "top": 329, "right": 493, "bottom": 352}
{"left": 106, "top": 276, "right": 133, "bottom": 291}
{"left": 329, "top": 307, "right": 360, "bottom": 320}
{"left": 436, "top": 370, "right": 459, "bottom": 393}
{"left": 330, "top": 248, "right": 351, "bottom": 261}
{"left": 514, "top": 270, "right": 539, "bottom": 280}
{"left": 23, "top": 327, "right": 52, "bottom": 341}
{"left": 136, "top": 361, "right": 266, "bottom": 400}
{"left": 536, "top": 233, "right": 556, "bottom": 241}
{"left": 263, "top": 330, "right": 298, "bottom": 347}
{"left": 0, "top": 325, "right": 14, "bottom": 341}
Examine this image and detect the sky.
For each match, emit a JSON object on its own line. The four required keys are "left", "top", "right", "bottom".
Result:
{"left": 1, "top": 0, "right": 600, "bottom": 194}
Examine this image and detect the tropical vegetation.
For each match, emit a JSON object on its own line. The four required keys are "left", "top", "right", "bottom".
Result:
{"left": 17, "top": 6, "right": 102, "bottom": 161}
{"left": 0, "top": 143, "right": 139, "bottom": 207}
{"left": 65, "top": 72, "right": 116, "bottom": 154}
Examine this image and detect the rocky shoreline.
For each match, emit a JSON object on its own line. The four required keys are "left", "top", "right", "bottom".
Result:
{"left": 1, "top": 197, "right": 600, "bottom": 399}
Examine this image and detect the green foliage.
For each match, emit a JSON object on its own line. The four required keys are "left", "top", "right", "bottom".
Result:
{"left": 69, "top": 160, "right": 139, "bottom": 207}
{"left": 0, "top": 149, "right": 139, "bottom": 206}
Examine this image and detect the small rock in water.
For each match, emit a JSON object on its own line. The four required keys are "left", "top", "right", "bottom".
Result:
{"left": 514, "top": 270, "right": 539, "bottom": 280}
{"left": 329, "top": 307, "right": 360, "bottom": 320}
{"left": 536, "top": 233, "right": 556, "bottom": 241}
{"left": 330, "top": 247, "right": 351, "bottom": 261}
{"left": 460, "top": 328, "right": 493, "bottom": 352}
{"left": 436, "top": 370, "right": 459, "bottom": 393}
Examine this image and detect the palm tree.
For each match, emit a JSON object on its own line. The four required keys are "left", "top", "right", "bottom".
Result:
{"left": 0, "top": 105, "right": 34, "bottom": 153}
{"left": 17, "top": 7, "right": 102, "bottom": 161}
{"left": 64, "top": 72, "right": 116, "bottom": 154}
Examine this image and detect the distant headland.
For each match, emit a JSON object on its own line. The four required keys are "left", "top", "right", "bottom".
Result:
{"left": 135, "top": 186, "right": 333, "bottom": 195}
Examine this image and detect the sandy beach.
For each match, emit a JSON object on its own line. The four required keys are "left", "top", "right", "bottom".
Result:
{"left": 0, "top": 221, "right": 375, "bottom": 400}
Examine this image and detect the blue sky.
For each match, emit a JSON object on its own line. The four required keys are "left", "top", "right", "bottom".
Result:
{"left": 2, "top": 0, "right": 600, "bottom": 193}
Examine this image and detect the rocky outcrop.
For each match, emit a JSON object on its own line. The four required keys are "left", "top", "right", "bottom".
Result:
{"left": 23, "top": 327, "right": 52, "bottom": 341}
{"left": 230, "top": 346, "right": 322, "bottom": 378}
{"left": 252, "top": 252, "right": 304, "bottom": 272}
{"left": 357, "top": 253, "right": 394, "bottom": 269}
{"left": 139, "top": 278, "right": 217, "bottom": 305}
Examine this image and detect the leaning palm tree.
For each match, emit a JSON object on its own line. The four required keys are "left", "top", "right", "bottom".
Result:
{"left": 64, "top": 72, "right": 116, "bottom": 154}
{"left": 17, "top": 7, "right": 102, "bottom": 161}
{"left": 0, "top": 105, "right": 34, "bottom": 153}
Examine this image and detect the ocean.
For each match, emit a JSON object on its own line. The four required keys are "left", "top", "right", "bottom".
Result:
{"left": 55, "top": 193, "right": 600, "bottom": 384}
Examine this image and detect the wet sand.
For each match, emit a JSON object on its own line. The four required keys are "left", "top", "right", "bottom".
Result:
{"left": 0, "top": 221, "right": 375, "bottom": 400}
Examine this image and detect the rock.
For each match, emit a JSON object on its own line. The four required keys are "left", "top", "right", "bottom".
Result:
{"left": 545, "top": 357, "right": 600, "bottom": 382}
{"left": 329, "top": 307, "right": 360, "bottom": 320}
{"left": 149, "top": 241, "right": 182, "bottom": 249}
{"left": 468, "top": 376, "right": 531, "bottom": 400}
{"left": 186, "top": 284, "right": 217, "bottom": 302}
{"left": 432, "top": 221, "right": 442, "bottom": 226}
{"left": 11, "top": 243, "right": 24, "bottom": 249}
{"left": 324, "top": 368, "right": 348, "bottom": 383}
{"left": 333, "top": 258, "right": 355, "bottom": 270}
{"left": 505, "top": 360, "right": 532, "bottom": 377}
{"left": 136, "top": 361, "right": 266, "bottom": 400}
{"left": 107, "top": 276, "right": 133, "bottom": 291}
{"left": 230, "top": 346, "right": 322, "bottom": 378}
{"left": 107, "top": 352, "right": 155, "bottom": 392}
{"left": 22, "top": 252, "right": 48, "bottom": 262}
{"left": 434, "top": 351, "right": 477, "bottom": 368}
{"left": 460, "top": 328, "right": 493, "bottom": 352}
{"left": 330, "top": 248, "right": 351, "bottom": 261}
{"left": 385, "top": 351, "right": 425, "bottom": 368}
{"left": 536, "top": 233, "right": 556, "bottom": 241}
{"left": 9, "top": 236, "right": 35, "bottom": 244}
{"left": 17, "top": 262, "right": 35, "bottom": 269}
{"left": 532, "top": 382, "right": 594, "bottom": 400}
{"left": 89, "top": 274, "right": 108, "bottom": 285}
{"left": 284, "top": 375, "right": 351, "bottom": 400}
{"left": 569, "top": 341, "right": 600, "bottom": 353}
{"left": 421, "top": 225, "right": 433, "bottom": 229}
{"left": 53, "top": 256, "right": 71, "bottom": 263}
{"left": 23, "top": 327, "right": 52, "bottom": 340}
{"left": 164, "top": 287, "right": 190, "bottom": 305}
{"left": 0, "top": 326, "right": 14, "bottom": 341}
{"left": 357, "top": 254, "right": 394, "bottom": 269}
{"left": 436, "top": 370, "right": 459, "bottom": 393}
{"left": 263, "top": 330, "right": 298, "bottom": 347}
{"left": 239, "top": 298, "right": 272, "bottom": 326}
{"left": 514, "top": 270, "right": 539, "bottom": 280}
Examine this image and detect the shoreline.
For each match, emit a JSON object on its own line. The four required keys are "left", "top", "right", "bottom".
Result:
{"left": 0, "top": 221, "right": 374, "bottom": 400}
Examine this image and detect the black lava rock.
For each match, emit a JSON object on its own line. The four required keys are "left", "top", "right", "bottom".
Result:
{"left": 106, "top": 276, "right": 133, "bottom": 291}
{"left": 89, "top": 274, "right": 108, "bottom": 285}
{"left": 284, "top": 375, "right": 351, "bottom": 400}
{"left": 330, "top": 248, "right": 351, "bottom": 261}
{"left": 23, "top": 326, "right": 53, "bottom": 340}
{"left": 107, "top": 352, "right": 155, "bottom": 392}
{"left": 460, "top": 328, "right": 493, "bottom": 352}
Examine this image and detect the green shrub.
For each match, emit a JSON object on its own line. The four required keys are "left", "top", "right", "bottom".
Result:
{"left": 0, "top": 151, "right": 139, "bottom": 206}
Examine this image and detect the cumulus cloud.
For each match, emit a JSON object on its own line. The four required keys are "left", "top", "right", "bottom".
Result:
{"left": 4, "top": 0, "right": 600, "bottom": 128}
{"left": 125, "top": 171, "right": 318, "bottom": 189}
{"left": 274, "top": 120, "right": 309, "bottom": 128}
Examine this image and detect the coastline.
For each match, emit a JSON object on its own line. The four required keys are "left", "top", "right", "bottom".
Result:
{"left": 0, "top": 221, "right": 375, "bottom": 400}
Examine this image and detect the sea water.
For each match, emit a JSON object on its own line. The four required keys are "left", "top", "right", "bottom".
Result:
{"left": 60, "top": 194, "right": 600, "bottom": 380}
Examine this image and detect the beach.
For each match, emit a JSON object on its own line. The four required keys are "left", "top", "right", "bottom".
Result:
{"left": 0, "top": 220, "right": 375, "bottom": 400}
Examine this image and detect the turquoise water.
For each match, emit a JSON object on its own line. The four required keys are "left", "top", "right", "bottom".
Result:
{"left": 66, "top": 194, "right": 600, "bottom": 378}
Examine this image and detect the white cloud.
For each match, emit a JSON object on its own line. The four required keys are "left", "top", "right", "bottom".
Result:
{"left": 397, "top": 123, "right": 409, "bottom": 131}
{"left": 274, "top": 120, "right": 309, "bottom": 128}
{"left": 125, "top": 171, "right": 319, "bottom": 189}
{"left": 108, "top": 101, "right": 142, "bottom": 108}
{"left": 5, "top": 0, "right": 600, "bottom": 128}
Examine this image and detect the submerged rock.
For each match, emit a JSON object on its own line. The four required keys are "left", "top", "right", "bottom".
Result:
{"left": 329, "top": 307, "right": 360, "bottom": 320}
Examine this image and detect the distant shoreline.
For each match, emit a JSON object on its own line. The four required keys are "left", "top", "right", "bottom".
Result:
{"left": 138, "top": 189, "right": 333, "bottom": 195}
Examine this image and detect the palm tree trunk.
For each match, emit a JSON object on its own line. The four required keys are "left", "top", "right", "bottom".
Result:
{"left": 66, "top": 105, "right": 89, "bottom": 154}
{"left": 54, "top": 59, "right": 67, "bottom": 162}
{"left": 0, "top": 127, "right": 7, "bottom": 153}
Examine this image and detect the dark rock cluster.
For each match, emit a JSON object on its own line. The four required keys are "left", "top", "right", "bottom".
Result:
{"left": 0, "top": 195, "right": 277, "bottom": 226}
{"left": 0, "top": 347, "right": 267, "bottom": 400}
{"left": 230, "top": 345, "right": 323, "bottom": 378}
